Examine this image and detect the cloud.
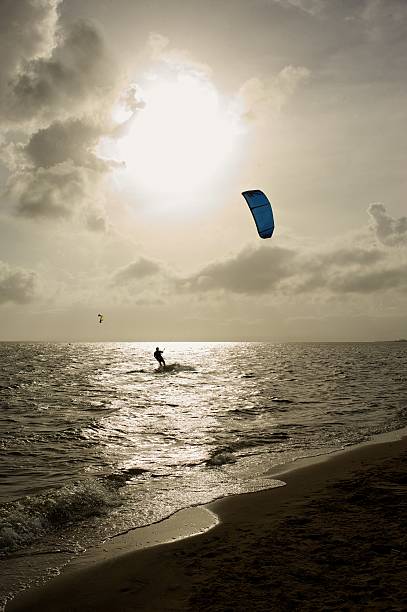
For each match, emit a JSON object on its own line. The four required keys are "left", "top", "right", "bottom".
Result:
{"left": 297, "top": 246, "right": 385, "bottom": 278}
{"left": 327, "top": 264, "right": 407, "bottom": 294}
{"left": 147, "top": 32, "right": 212, "bottom": 78}
{"left": 238, "top": 65, "right": 310, "bottom": 120}
{"left": 270, "top": 0, "right": 407, "bottom": 21}
{"left": 0, "top": 0, "right": 60, "bottom": 113}
{"left": 110, "top": 85, "right": 146, "bottom": 138}
{"left": 291, "top": 246, "right": 387, "bottom": 293}
{"left": 178, "top": 246, "right": 298, "bottom": 294}
{"left": 1, "top": 17, "right": 119, "bottom": 126}
{"left": 120, "top": 85, "right": 146, "bottom": 114}
{"left": 0, "top": 260, "right": 38, "bottom": 304}
{"left": 178, "top": 225, "right": 405, "bottom": 298}
{"left": 272, "top": 0, "right": 325, "bottom": 15}
{"left": 361, "top": 0, "right": 407, "bottom": 40}
{"left": 85, "top": 210, "right": 108, "bottom": 233}
{"left": 5, "top": 117, "right": 121, "bottom": 225}
{"left": 368, "top": 203, "right": 407, "bottom": 246}
{"left": 148, "top": 32, "right": 170, "bottom": 59}
{"left": 0, "top": 2, "right": 133, "bottom": 230}
{"left": 104, "top": 208, "right": 406, "bottom": 302}
{"left": 112, "top": 258, "right": 163, "bottom": 285}
{"left": 6, "top": 160, "right": 103, "bottom": 221}
{"left": 23, "top": 119, "right": 108, "bottom": 170}
{"left": 294, "top": 250, "right": 406, "bottom": 295}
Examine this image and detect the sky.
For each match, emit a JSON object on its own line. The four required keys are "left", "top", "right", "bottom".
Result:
{"left": 0, "top": 0, "right": 406, "bottom": 342}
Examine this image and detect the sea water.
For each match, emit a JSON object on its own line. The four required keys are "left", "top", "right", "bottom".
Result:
{"left": 1, "top": 341, "right": 406, "bottom": 606}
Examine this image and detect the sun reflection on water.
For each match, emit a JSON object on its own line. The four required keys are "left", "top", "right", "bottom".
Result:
{"left": 84, "top": 342, "right": 245, "bottom": 474}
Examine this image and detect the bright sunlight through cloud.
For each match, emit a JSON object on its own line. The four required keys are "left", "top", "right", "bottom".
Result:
{"left": 113, "top": 72, "right": 243, "bottom": 203}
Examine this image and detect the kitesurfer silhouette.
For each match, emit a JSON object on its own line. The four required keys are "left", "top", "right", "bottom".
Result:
{"left": 154, "top": 347, "right": 165, "bottom": 367}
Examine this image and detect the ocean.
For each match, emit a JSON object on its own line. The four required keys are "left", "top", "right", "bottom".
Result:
{"left": 1, "top": 341, "right": 406, "bottom": 607}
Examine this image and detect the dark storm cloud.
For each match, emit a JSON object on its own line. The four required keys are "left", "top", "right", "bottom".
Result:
{"left": 0, "top": 261, "right": 37, "bottom": 304}
{"left": 368, "top": 203, "right": 407, "bottom": 247}
{"left": 112, "top": 258, "right": 162, "bottom": 285}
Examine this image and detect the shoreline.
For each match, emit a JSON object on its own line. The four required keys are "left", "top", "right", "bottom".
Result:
{"left": 7, "top": 427, "right": 407, "bottom": 611}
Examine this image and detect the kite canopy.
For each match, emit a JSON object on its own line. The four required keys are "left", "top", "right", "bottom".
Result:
{"left": 241, "top": 190, "right": 274, "bottom": 239}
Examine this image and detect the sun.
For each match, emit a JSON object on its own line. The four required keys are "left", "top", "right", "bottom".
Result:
{"left": 113, "top": 72, "right": 242, "bottom": 202}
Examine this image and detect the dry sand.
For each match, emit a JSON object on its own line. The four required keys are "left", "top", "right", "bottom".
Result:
{"left": 7, "top": 434, "right": 407, "bottom": 612}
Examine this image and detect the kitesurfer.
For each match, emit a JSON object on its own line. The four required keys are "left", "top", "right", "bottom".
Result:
{"left": 154, "top": 347, "right": 165, "bottom": 367}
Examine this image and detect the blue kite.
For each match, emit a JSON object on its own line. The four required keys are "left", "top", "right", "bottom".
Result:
{"left": 241, "top": 190, "right": 275, "bottom": 239}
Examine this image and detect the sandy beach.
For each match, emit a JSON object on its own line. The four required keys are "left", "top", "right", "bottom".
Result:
{"left": 7, "top": 433, "right": 406, "bottom": 612}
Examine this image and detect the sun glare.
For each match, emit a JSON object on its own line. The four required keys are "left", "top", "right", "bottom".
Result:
{"left": 114, "top": 73, "right": 242, "bottom": 202}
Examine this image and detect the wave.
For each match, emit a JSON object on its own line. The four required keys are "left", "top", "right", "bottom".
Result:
{"left": 154, "top": 363, "right": 197, "bottom": 374}
{"left": 272, "top": 397, "right": 294, "bottom": 403}
{"left": 206, "top": 451, "right": 237, "bottom": 467}
{"left": 103, "top": 466, "right": 148, "bottom": 487}
{"left": 0, "top": 477, "right": 123, "bottom": 555}
{"left": 207, "top": 432, "right": 291, "bottom": 462}
{"left": 0, "top": 460, "right": 152, "bottom": 556}
{"left": 0, "top": 426, "right": 95, "bottom": 452}
{"left": 125, "top": 364, "right": 197, "bottom": 375}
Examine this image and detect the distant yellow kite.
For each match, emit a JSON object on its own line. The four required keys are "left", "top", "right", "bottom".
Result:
{"left": 97, "top": 313, "right": 104, "bottom": 324}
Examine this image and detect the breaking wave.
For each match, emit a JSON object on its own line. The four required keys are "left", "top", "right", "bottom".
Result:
{"left": 0, "top": 478, "right": 123, "bottom": 555}
{"left": 206, "top": 451, "right": 237, "bottom": 467}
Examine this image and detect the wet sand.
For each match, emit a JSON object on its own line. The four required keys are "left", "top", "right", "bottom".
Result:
{"left": 7, "top": 434, "right": 407, "bottom": 611}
